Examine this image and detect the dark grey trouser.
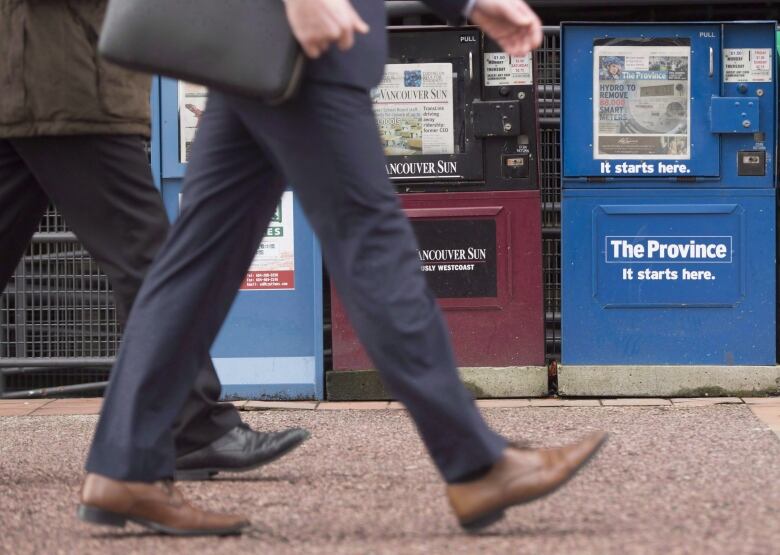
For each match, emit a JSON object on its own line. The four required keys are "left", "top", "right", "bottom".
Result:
{"left": 86, "top": 84, "right": 507, "bottom": 483}
{"left": 0, "top": 135, "right": 240, "bottom": 454}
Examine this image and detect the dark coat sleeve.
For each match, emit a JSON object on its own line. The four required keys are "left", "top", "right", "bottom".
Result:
{"left": 419, "top": 0, "right": 470, "bottom": 22}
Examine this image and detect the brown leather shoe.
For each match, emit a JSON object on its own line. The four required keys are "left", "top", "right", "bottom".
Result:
{"left": 78, "top": 473, "right": 249, "bottom": 536}
{"left": 447, "top": 431, "right": 608, "bottom": 532}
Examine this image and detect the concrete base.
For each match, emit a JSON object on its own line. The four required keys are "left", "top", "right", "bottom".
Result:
{"left": 559, "top": 365, "right": 780, "bottom": 397}
{"left": 326, "top": 366, "right": 549, "bottom": 401}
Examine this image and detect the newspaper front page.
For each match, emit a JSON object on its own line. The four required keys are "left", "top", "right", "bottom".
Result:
{"left": 594, "top": 41, "right": 691, "bottom": 159}
{"left": 178, "top": 82, "right": 208, "bottom": 163}
{"left": 372, "top": 63, "right": 455, "bottom": 156}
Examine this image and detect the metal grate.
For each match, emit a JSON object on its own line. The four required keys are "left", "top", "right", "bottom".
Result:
{"left": 36, "top": 204, "right": 69, "bottom": 233}
{"left": 539, "top": 127, "right": 561, "bottom": 229}
{"left": 535, "top": 28, "right": 561, "bottom": 124}
{"left": 536, "top": 28, "right": 563, "bottom": 363}
{"left": 1, "top": 207, "right": 118, "bottom": 396}
{"left": 542, "top": 234, "right": 561, "bottom": 359}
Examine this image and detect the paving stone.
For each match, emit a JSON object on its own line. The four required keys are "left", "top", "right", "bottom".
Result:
{"left": 529, "top": 399, "right": 601, "bottom": 407}
{"left": 243, "top": 400, "right": 319, "bottom": 411}
{"left": 671, "top": 397, "right": 743, "bottom": 407}
{"left": 0, "top": 399, "right": 51, "bottom": 417}
{"left": 601, "top": 398, "right": 672, "bottom": 406}
{"left": 741, "top": 397, "right": 780, "bottom": 405}
{"left": 317, "top": 402, "right": 390, "bottom": 410}
{"left": 0, "top": 400, "right": 50, "bottom": 407}
{"left": 31, "top": 399, "right": 102, "bottom": 416}
{"left": 0, "top": 408, "right": 32, "bottom": 417}
{"left": 748, "top": 405, "right": 780, "bottom": 439}
{"left": 476, "top": 399, "right": 532, "bottom": 408}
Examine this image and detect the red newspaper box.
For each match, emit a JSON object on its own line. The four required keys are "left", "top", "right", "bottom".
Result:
{"left": 329, "top": 27, "right": 546, "bottom": 398}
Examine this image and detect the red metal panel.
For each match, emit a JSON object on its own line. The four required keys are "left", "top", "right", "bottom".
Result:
{"left": 331, "top": 190, "right": 545, "bottom": 369}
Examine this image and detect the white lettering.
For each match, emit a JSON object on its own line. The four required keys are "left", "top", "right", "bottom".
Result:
{"left": 608, "top": 237, "right": 731, "bottom": 262}
{"left": 385, "top": 160, "right": 458, "bottom": 176}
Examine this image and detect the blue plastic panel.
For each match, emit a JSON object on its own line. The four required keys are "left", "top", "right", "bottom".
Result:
{"left": 720, "top": 23, "right": 777, "bottom": 187}
{"left": 710, "top": 97, "right": 759, "bottom": 134}
{"left": 562, "top": 22, "right": 777, "bottom": 186}
{"left": 210, "top": 194, "right": 324, "bottom": 400}
{"left": 155, "top": 79, "right": 324, "bottom": 400}
{"left": 160, "top": 77, "right": 188, "bottom": 179}
{"left": 562, "top": 188, "right": 775, "bottom": 365}
{"left": 150, "top": 77, "right": 162, "bottom": 190}
{"left": 158, "top": 178, "right": 324, "bottom": 399}
{"left": 594, "top": 203, "right": 744, "bottom": 307}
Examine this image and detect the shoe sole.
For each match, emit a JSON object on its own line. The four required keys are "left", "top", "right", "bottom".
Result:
{"left": 174, "top": 430, "right": 311, "bottom": 481}
{"left": 77, "top": 504, "right": 246, "bottom": 536}
{"left": 460, "top": 432, "right": 609, "bottom": 533}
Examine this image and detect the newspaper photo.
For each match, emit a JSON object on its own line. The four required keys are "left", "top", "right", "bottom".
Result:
{"left": 178, "top": 82, "right": 208, "bottom": 164}
{"left": 372, "top": 63, "right": 455, "bottom": 156}
{"left": 593, "top": 40, "right": 691, "bottom": 159}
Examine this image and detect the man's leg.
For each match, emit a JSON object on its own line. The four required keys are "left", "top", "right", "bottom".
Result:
{"left": 10, "top": 135, "right": 239, "bottom": 451}
{"left": 0, "top": 139, "right": 49, "bottom": 290}
{"left": 229, "top": 82, "right": 606, "bottom": 531}
{"left": 228, "top": 84, "right": 507, "bottom": 483}
{"left": 85, "top": 94, "right": 286, "bottom": 481}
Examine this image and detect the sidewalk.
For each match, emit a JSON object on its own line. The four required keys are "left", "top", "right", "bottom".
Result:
{"left": 3, "top": 396, "right": 780, "bottom": 439}
{"left": 1, "top": 397, "right": 779, "bottom": 554}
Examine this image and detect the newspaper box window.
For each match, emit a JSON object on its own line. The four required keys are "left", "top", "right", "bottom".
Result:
{"left": 374, "top": 63, "right": 456, "bottom": 158}
{"left": 594, "top": 39, "right": 691, "bottom": 160}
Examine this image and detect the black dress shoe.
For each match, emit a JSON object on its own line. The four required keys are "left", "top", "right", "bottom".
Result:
{"left": 175, "top": 424, "right": 310, "bottom": 481}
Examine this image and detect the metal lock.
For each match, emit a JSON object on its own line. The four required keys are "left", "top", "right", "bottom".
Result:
{"left": 471, "top": 100, "right": 522, "bottom": 138}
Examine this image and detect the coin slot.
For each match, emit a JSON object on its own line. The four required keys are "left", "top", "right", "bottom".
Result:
{"left": 737, "top": 150, "right": 766, "bottom": 176}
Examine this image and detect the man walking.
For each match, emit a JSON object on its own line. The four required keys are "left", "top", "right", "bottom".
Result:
{"left": 0, "top": 0, "right": 308, "bottom": 482}
{"left": 79, "top": 0, "right": 607, "bottom": 535}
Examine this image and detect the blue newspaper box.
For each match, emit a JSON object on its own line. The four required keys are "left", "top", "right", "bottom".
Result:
{"left": 152, "top": 78, "right": 324, "bottom": 399}
{"left": 561, "top": 23, "right": 777, "bottom": 393}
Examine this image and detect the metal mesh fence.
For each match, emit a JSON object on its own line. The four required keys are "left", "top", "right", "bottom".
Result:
{"left": 0, "top": 207, "right": 117, "bottom": 396}
{"left": 36, "top": 204, "right": 69, "bottom": 234}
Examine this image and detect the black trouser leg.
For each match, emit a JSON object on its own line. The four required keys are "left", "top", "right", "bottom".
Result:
{"left": 10, "top": 135, "right": 239, "bottom": 452}
{"left": 0, "top": 140, "right": 48, "bottom": 291}
{"left": 228, "top": 84, "right": 507, "bottom": 483}
{"left": 86, "top": 97, "right": 284, "bottom": 480}
{"left": 87, "top": 82, "right": 506, "bottom": 482}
